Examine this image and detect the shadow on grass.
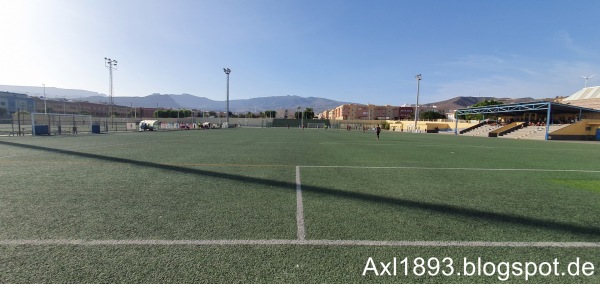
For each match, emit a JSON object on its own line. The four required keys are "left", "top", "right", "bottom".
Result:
{"left": 2, "top": 140, "right": 599, "bottom": 239}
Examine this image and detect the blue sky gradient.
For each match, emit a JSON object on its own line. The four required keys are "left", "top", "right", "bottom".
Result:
{"left": 1, "top": 0, "right": 599, "bottom": 105}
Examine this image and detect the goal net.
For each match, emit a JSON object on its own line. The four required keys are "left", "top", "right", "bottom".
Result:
{"left": 31, "top": 113, "right": 93, "bottom": 135}
{"left": 306, "top": 122, "right": 326, "bottom": 129}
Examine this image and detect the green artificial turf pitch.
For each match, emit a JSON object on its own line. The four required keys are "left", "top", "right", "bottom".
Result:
{"left": 1, "top": 128, "right": 599, "bottom": 283}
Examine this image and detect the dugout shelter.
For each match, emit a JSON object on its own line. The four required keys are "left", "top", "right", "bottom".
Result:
{"left": 139, "top": 120, "right": 160, "bottom": 131}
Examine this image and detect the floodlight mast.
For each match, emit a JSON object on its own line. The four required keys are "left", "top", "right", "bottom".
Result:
{"left": 414, "top": 74, "right": 422, "bottom": 132}
{"left": 105, "top": 57, "right": 118, "bottom": 131}
{"left": 582, "top": 74, "right": 595, "bottom": 88}
{"left": 42, "top": 84, "right": 46, "bottom": 114}
{"left": 223, "top": 68, "right": 231, "bottom": 126}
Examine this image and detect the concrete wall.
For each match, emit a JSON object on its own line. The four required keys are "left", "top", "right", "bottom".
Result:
{"left": 549, "top": 119, "right": 600, "bottom": 140}
{"left": 388, "top": 120, "right": 477, "bottom": 132}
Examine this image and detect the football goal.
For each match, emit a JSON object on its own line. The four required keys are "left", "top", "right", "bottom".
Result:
{"left": 306, "top": 122, "right": 327, "bottom": 129}
{"left": 31, "top": 113, "right": 93, "bottom": 135}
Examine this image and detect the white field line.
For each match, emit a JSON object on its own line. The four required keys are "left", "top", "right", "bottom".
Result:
{"left": 299, "top": 165, "right": 600, "bottom": 173}
{"left": 296, "top": 166, "right": 306, "bottom": 241}
{"left": 1, "top": 239, "right": 600, "bottom": 248}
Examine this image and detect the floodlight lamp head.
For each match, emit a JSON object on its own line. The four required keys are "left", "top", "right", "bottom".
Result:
{"left": 415, "top": 74, "right": 422, "bottom": 80}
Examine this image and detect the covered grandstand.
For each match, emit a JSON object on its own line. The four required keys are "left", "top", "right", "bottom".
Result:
{"left": 454, "top": 101, "right": 600, "bottom": 141}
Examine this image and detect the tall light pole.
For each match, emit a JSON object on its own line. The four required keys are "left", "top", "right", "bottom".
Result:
{"left": 582, "top": 74, "right": 595, "bottom": 88}
{"left": 105, "top": 57, "right": 118, "bottom": 131}
{"left": 223, "top": 68, "right": 231, "bottom": 126}
{"left": 42, "top": 84, "right": 47, "bottom": 114}
{"left": 414, "top": 74, "right": 422, "bottom": 132}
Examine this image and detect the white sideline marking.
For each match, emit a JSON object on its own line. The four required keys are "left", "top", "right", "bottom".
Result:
{"left": 300, "top": 165, "right": 600, "bottom": 173}
{"left": 1, "top": 239, "right": 599, "bottom": 248}
{"left": 296, "top": 166, "right": 306, "bottom": 241}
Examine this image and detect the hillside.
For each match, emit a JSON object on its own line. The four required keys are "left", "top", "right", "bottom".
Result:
{"left": 2, "top": 85, "right": 543, "bottom": 113}
{"left": 0, "top": 85, "right": 105, "bottom": 99}
{"left": 0, "top": 85, "right": 349, "bottom": 113}
{"left": 427, "top": 96, "right": 537, "bottom": 112}
{"left": 103, "top": 94, "right": 349, "bottom": 113}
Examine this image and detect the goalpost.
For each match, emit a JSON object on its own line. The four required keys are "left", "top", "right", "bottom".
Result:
{"left": 306, "top": 122, "right": 326, "bottom": 129}
{"left": 31, "top": 113, "right": 93, "bottom": 135}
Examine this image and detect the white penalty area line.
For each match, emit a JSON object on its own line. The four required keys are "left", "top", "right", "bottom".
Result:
{"left": 299, "top": 166, "right": 600, "bottom": 173}
{"left": 296, "top": 166, "right": 306, "bottom": 241}
{"left": 1, "top": 239, "right": 599, "bottom": 248}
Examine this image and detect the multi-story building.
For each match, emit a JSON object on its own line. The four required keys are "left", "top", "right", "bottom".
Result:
{"left": 317, "top": 109, "right": 333, "bottom": 119}
{"left": 398, "top": 107, "right": 414, "bottom": 119}
{"left": 328, "top": 104, "right": 415, "bottom": 120}
{"left": 31, "top": 97, "right": 134, "bottom": 117}
{"left": 0, "top": 92, "right": 36, "bottom": 115}
{"left": 2, "top": 92, "right": 150, "bottom": 118}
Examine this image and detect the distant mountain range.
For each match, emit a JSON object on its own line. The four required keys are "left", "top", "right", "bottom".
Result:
{"left": 426, "top": 96, "right": 539, "bottom": 112}
{"left": 84, "top": 93, "right": 351, "bottom": 113}
{"left": 1, "top": 85, "right": 543, "bottom": 113}
{"left": 0, "top": 85, "right": 349, "bottom": 113}
{"left": 0, "top": 85, "right": 105, "bottom": 100}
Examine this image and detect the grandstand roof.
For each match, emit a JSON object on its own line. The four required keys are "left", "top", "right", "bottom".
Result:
{"left": 453, "top": 101, "right": 600, "bottom": 140}
{"left": 563, "top": 86, "right": 600, "bottom": 101}
{"left": 455, "top": 101, "right": 600, "bottom": 116}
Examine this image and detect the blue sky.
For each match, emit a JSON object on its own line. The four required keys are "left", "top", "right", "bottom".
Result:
{"left": 1, "top": 0, "right": 599, "bottom": 105}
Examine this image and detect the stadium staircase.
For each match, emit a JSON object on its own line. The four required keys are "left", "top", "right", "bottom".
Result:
{"left": 501, "top": 124, "right": 571, "bottom": 140}
{"left": 461, "top": 124, "right": 502, "bottom": 137}
{"left": 488, "top": 122, "right": 524, "bottom": 137}
{"left": 459, "top": 121, "right": 488, "bottom": 134}
{"left": 458, "top": 122, "right": 574, "bottom": 140}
